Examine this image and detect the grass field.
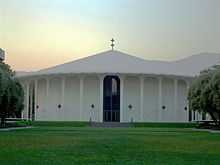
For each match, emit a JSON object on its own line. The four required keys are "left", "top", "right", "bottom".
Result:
{"left": 0, "top": 124, "right": 220, "bottom": 165}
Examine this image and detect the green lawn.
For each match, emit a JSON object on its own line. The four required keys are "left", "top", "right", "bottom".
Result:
{"left": 0, "top": 125, "right": 220, "bottom": 164}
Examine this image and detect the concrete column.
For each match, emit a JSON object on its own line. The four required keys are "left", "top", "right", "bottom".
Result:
{"left": 46, "top": 78, "right": 50, "bottom": 113}
{"left": 186, "top": 81, "right": 190, "bottom": 122}
{"left": 99, "top": 75, "right": 105, "bottom": 122}
{"left": 61, "top": 77, "right": 65, "bottom": 108}
{"left": 158, "top": 77, "right": 162, "bottom": 122}
{"left": 34, "top": 79, "right": 38, "bottom": 121}
{"left": 46, "top": 78, "right": 50, "bottom": 97}
{"left": 192, "top": 111, "right": 195, "bottom": 121}
{"left": 119, "top": 75, "right": 124, "bottom": 122}
{"left": 29, "top": 85, "right": 33, "bottom": 120}
{"left": 20, "top": 83, "right": 25, "bottom": 119}
{"left": 174, "top": 79, "right": 178, "bottom": 122}
{"left": 140, "top": 76, "right": 144, "bottom": 122}
{"left": 199, "top": 112, "right": 202, "bottom": 121}
{"left": 79, "top": 75, "right": 84, "bottom": 121}
{"left": 26, "top": 82, "right": 30, "bottom": 120}
{"left": 206, "top": 113, "right": 211, "bottom": 121}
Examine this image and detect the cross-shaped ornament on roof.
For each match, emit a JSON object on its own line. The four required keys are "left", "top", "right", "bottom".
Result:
{"left": 111, "top": 38, "right": 115, "bottom": 50}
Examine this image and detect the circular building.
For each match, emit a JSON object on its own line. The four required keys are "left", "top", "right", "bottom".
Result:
{"left": 17, "top": 50, "right": 220, "bottom": 122}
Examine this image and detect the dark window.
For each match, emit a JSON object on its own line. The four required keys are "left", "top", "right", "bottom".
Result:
{"left": 103, "top": 76, "right": 120, "bottom": 122}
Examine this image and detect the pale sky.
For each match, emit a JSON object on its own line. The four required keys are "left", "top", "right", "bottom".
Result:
{"left": 0, "top": 0, "right": 219, "bottom": 71}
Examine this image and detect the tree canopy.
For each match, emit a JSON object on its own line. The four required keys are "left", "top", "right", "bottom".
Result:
{"left": 188, "top": 65, "right": 220, "bottom": 126}
{"left": 0, "top": 61, "right": 24, "bottom": 126}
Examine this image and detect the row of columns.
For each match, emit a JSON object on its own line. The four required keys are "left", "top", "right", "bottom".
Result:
{"left": 23, "top": 80, "right": 37, "bottom": 120}
{"left": 140, "top": 77, "right": 190, "bottom": 122}
{"left": 191, "top": 111, "right": 208, "bottom": 121}
{"left": 23, "top": 75, "right": 190, "bottom": 122}
{"left": 158, "top": 78, "right": 190, "bottom": 122}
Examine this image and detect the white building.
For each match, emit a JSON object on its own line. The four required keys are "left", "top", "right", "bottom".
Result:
{"left": 17, "top": 50, "right": 220, "bottom": 122}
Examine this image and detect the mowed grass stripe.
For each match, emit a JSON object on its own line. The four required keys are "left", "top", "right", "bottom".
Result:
{"left": 0, "top": 126, "right": 220, "bottom": 164}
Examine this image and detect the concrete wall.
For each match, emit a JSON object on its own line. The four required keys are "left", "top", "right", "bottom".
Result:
{"left": 177, "top": 80, "right": 188, "bottom": 122}
{"left": 37, "top": 79, "right": 47, "bottom": 120}
{"left": 161, "top": 78, "right": 175, "bottom": 122}
{"left": 47, "top": 77, "right": 62, "bottom": 121}
{"left": 123, "top": 76, "right": 141, "bottom": 122}
{"left": 82, "top": 76, "right": 100, "bottom": 122}
{"left": 143, "top": 77, "right": 159, "bottom": 122}
{"left": 63, "top": 76, "right": 80, "bottom": 121}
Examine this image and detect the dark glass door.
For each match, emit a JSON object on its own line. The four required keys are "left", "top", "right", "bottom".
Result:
{"left": 103, "top": 76, "right": 120, "bottom": 122}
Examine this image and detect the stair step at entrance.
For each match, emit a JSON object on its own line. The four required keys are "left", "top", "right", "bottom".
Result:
{"left": 90, "top": 122, "right": 133, "bottom": 128}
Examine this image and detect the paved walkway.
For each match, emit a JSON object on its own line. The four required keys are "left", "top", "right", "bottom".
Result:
{"left": 192, "top": 128, "right": 220, "bottom": 133}
{"left": 0, "top": 126, "right": 33, "bottom": 131}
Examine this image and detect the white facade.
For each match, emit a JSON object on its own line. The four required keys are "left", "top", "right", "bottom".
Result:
{"left": 18, "top": 50, "right": 220, "bottom": 122}
{"left": 19, "top": 74, "right": 192, "bottom": 122}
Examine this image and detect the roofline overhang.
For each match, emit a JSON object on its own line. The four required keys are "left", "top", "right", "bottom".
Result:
{"left": 16, "top": 72, "right": 194, "bottom": 81}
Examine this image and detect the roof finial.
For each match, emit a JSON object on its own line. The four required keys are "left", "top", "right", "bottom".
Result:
{"left": 110, "top": 38, "right": 115, "bottom": 51}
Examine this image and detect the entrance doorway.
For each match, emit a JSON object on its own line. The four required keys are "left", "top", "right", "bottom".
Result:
{"left": 103, "top": 76, "right": 120, "bottom": 122}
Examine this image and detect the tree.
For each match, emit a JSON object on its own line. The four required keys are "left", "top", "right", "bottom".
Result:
{"left": 0, "top": 62, "right": 24, "bottom": 126}
{"left": 188, "top": 65, "right": 220, "bottom": 127}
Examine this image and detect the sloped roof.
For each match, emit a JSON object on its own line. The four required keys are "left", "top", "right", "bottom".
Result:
{"left": 16, "top": 50, "right": 220, "bottom": 78}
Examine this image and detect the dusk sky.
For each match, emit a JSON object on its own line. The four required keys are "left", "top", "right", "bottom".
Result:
{"left": 0, "top": 0, "right": 219, "bottom": 71}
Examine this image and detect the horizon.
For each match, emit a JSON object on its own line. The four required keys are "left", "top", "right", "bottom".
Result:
{"left": 1, "top": 0, "right": 219, "bottom": 71}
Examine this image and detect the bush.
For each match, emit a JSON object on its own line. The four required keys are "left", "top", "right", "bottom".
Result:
{"left": 15, "top": 120, "right": 32, "bottom": 127}
{"left": 32, "top": 121, "right": 89, "bottom": 127}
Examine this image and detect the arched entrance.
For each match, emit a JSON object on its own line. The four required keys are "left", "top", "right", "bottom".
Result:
{"left": 103, "top": 76, "right": 120, "bottom": 122}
